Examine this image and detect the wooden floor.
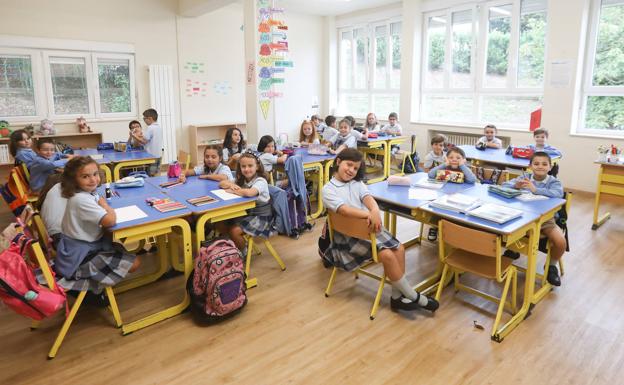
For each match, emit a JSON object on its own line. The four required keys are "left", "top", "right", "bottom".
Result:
{"left": 1, "top": 192, "right": 623, "bottom": 385}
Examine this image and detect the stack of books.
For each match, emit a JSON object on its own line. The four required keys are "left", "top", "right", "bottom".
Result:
{"left": 0, "top": 144, "right": 10, "bottom": 164}
{"left": 488, "top": 185, "right": 522, "bottom": 198}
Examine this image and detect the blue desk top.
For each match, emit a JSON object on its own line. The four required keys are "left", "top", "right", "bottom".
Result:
{"left": 293, "top": 148, "right": 336, "bottom": 164}
{"left": 358, "top": 135, "right": 406, "bottom": 145}
{"left": 459, "top": 145, "right": 530, "bottom": 168}
{"left": 367, "top": 173, "right": 475, "bottom": 210}
{"left": 146, "top": 175, "right": 257, "bottom": 214}
{"left": 460, "top": 184, "right": 566, "bottom": 215}
{"left": 74, "top": 149, "right": 159, "bottom": 163}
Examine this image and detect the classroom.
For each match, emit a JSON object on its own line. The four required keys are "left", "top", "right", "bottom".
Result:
{"left": 0, "top": 0, "right": 623, "bottom": 383}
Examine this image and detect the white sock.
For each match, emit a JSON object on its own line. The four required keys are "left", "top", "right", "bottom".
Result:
{"left": 549, "top": 259, "right": 557, "bottom": 266}
{"left": 392, "top": 276, "right": 428, "bottom": 306}
{"left": 391, "top": 286, "right": 401, "bottom": 300}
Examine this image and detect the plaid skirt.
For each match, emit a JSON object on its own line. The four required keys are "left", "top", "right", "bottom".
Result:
{"left": 237, "top": 214, "right": 276, "bottom": 239}
{"left": 323, "top": 228, "right": 400, "bottom": 272}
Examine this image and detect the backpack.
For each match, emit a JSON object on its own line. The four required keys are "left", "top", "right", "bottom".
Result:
{"left": 187, "top": 239, "right": 247, "bottom": 323}
{"left": 401, "top": 135, "right": 423, "bottom": 174}
{"left": 0, "top": 234, "right": 66, "bottom": 320}
{"left": 285, "top": 186, "right": 311, "bottom": 238}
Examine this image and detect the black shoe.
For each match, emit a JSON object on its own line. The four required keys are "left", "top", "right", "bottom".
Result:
{"left": 546, "top": 265, "right": 561, "bottom": 286}
{"left": 427, "top": 228, "right": 438, "bottom": 242}
{"left": 83, "top": 292, "right": 110, "bottom": 308}
{"left": 391, "top": 294, "right": 439, "bottom": 312}
{"left": 503, "top": 249, "right": 521, "bottom": 260}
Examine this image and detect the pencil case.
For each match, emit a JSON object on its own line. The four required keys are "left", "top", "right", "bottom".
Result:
{"left": 97, "top": 143, "right": 114, "bottom": 150}
{"left": 114, "top": 177, "right": 145, "bottom": 188}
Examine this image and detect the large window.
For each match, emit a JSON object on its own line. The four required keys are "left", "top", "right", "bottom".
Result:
{"left": 338, "top": 20, "right": 402, "bottom": 118}
{"left": 420, "top": 0, "right": 547, "bottom": 128}
{"left": 0, "top": 46, "right": 135, "bottom": 122}
{"left": 579, "top": 0, "right": 624, "bottom": 135}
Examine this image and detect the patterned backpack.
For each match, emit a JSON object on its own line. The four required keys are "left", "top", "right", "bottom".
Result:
{"left": 187, "top": 239, "right": 247, "bottom": 323}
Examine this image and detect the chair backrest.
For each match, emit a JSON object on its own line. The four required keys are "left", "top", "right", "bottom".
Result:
{"left": 10, "top": 167, "right": 28, "bottom": 199}
{"left": 178, "top": 150, "right": 190, "bottom": 171}
{"left": 18, "top": 162, "right": 30, "bottom": 182}
{"left": 440, "top": 220, "right": 498, "bottom": 258}
{"left": 328, "top": 211, "right": 373, "bottom": 242}
{"left": 470, "top": 166, "right": 509, "bottom": 185}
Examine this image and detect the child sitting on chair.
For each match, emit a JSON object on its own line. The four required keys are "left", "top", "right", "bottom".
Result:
{"left": 427, "top": 147, "right": 476, "bottom": 183}
{"left": 327, "top": 119, "right": 357, "bottom": 155}
{"left": 527, "top": 128, "right": 562, "bottom": 158}
{"left": 424, "top": 134, "right": 447, "bottom": 172}
{"left": 503, "top": 151, "right": 566, "bottom": 286}
{"left": 178, "top": 144, "right": 234, "bottom": 183}
{"left": 299, "top": 120, "right": 320, "bottom": 146}
{"left": 322, "top": 148, "right": 438, "bottom": 313}
{"left": 476, "top": 124, "right": 502, "bottom": 149}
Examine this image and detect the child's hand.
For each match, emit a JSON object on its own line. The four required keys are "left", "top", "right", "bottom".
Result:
{"left": 178, "top": 173, "right": 186, "bottom": 183}
{"left": 98, "top": 196, "right": 110, "bottom": 209}
{"left": 225, "top": 187, "right": 242, "bottom": 196}
{"left": 445, "top": 158, "right": 451, "bottom": 166}
{"left": 229, "top": 184, "right": 241, "bottom": 191}
{"left": 64, "top": 154, "right": 75, "bottom": 160}
{"left": 459, "top": 157, "right": 466, "bottom": 166}
{"left": 370, "top": 211, "right": 382, "bottom": 233}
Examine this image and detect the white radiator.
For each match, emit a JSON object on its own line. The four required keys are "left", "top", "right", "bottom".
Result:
{"left": 148, "top": 65, "right": 176, "bottom": 164}
{"left": 432, "top": 130, "right": 510, "bottom": 147}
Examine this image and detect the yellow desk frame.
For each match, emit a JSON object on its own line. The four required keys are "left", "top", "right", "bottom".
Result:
{"left": 359, "top": 137, "right": 407, "bottom": 184}
{"left": 592, "top": 162, "right": 624, "bottom": 230}
{"left": 112, "top": 159, "right": 157, "bottom": 181}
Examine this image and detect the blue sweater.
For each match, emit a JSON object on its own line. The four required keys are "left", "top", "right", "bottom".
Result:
{"left": 30, "top": 154, "right": 68, "bottom": 192}
{"left": 15, "top": 148, "right": 37, "bottom": 168}
{"left": 527, "top": 144, "right": 562, "bottom": 158}
{"left": 427, "top": 163, "right": 477, "bottom": 184}
{"left": 503, "top": 174, "right": 563, "bottom": 198}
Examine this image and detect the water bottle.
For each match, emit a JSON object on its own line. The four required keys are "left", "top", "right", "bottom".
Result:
{"left": 105, "top": 183, "right": 112, "bottom": 201}
{"left": 24, "top": 290, "right": 38, "bottom": 301}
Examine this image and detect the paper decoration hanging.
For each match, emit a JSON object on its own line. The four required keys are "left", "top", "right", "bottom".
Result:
{"left": 260, "top": 99, "right": 271, "bottom": 119}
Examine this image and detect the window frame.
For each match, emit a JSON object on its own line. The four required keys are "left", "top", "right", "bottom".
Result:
{"left": 577, "top": 0, "right": 624, "bottom": 136}
{"left": 0, "top": 48, "right": 47, "bottom": 122}
{"left": 92, "top": 53, "right": 137, "bottom": 119}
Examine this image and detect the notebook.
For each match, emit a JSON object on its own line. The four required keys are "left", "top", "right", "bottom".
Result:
{"left": 429, "top": 193, "right": 481, "bottom": 213}
{"left": 413, "top": 178, "right": 445, "bottom": 190}
{"left": 467, "top": 203, "right": 523, "bottom": 224}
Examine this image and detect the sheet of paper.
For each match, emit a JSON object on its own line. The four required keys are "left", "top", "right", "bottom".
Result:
{"left": 408, "top": 188, "right": 438, "bottom": 201}
{"left": 89, "top": 153, "right": 104, "bottom": 160}
{"left": 413, "top": 179, "right": 444, "bottom": 190}
{"left": 211, "top": 189, "right": 240, "bottom": 201}
{"left": 114, "top": 205, "right": 148, "bottom": 223}
{"left": 550, "top": 60, "right": 572, "bottom": 88}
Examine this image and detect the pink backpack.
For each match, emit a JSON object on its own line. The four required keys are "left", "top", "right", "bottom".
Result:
{"left": 187, "top": 238, "right": 247, "bottom": 323}
{"left": 0, "top": 235, "right": 66, "bottom": 320}
{"left": 167, "top": 161, "right": 182, "bottom": 178}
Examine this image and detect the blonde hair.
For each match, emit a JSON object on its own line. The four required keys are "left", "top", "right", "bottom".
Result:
{"left": 299, "top": 120, "right": 319, "bottom": 143}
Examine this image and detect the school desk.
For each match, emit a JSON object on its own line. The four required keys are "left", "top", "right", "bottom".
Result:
{"left": 592, "top": 161, "right": 624, "bottom": 230}
{"left": 291, "top": 148, "right": 336, "bottom": 219}
{"left": 71, "top": 149, "right": 113, "bottom": 183}
{"left": 74, "top": 149, "right": 159, "bottom": 181}
{"left": 358, "top": 135, "right": 407, "bottom": 184}
{"left": 459, "top": 145, "right": 562, "bottom": 171}
{"left": 101, "top": 183, "right": 193, "bottom": 335}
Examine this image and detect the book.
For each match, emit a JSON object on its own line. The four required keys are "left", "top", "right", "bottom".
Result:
{"left": 187, "top": 195, "right": 217, "bottom": 206}
{"left": 153, "top": 201, "right": 186, "bottom": 213}
{"left": 488, "top": 185, "right": 522, "bottom": 198}
{"left": 429, "top": 193, "right": 481, "bottom": 213}
{"left": 467, "top": 203, "right": 523, "bottom": 224}
{"left": 413, "top": 178, "right": 445, "bottom": 190}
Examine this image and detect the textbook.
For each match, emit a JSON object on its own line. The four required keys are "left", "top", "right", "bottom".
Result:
{"left": 467, "top": 203, "right": 523, "bottom": 224}
{"left": 429, "top": 193, "right": 481, "bottom": 213}
{"left": 413, "top": 178, "right": 445, "bottom": 190}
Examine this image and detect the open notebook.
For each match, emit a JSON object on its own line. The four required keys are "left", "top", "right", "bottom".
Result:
{"left": 429, "top": 193, "right": 481, "bottom": 213}
{"left": 467, "top": 203, "right": 523, "bottom": 224}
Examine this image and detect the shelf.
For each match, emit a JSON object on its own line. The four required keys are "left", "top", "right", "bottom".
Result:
{"left": 0, "top": 131, "right": 102, "bottom": 141}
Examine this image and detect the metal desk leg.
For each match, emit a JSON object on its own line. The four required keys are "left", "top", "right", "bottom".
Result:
{"left": 592, "top": 164, "right": 611, "bottom": 229}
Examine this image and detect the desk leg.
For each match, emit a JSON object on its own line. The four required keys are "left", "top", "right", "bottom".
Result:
{"left": 367, "top": 142, "right": 387, "bottom": 184}
{"left": 307, "top": 163, "right": 324, "bottom": 220}
{"left": 113, "top": 160, "right": 156, "bottom": 181}
{"left": 100, "top": 165, "right": 112, "bottom": 184}
{"left": 114, "top": 233, "right": 170, "bottom": 294}
{"left": 592, "top": 165, "right": 611, "bottom": 230}
{"left": 120, "top": 219, "right": 192, "bottom": 335}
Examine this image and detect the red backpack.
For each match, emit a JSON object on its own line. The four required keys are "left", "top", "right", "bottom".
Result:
{"left": 187, "top": 239, "right": 247, "bottom": 323}
{"left": 0, "top": 234, "right": 66, "bottom": 320}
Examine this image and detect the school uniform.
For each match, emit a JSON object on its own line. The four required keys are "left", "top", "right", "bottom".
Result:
{"left": 322, "top": 177, "right": 400, "bottom": 272}
{"left": 144, "top": 122, "right": 163, "bottom": 175}
{"left": 222, "top": 144, "right": 246, "bottom": 163}
{"left": 321, "top": 126, "right": 338, "bottom": 142}
{"left": 259, "top": 153, "right": 279, "bottom": 173}
{"left": 302, "top": 138, "right": 320, "bottom": 145}
{"left": 424, "top": 151, "right": 446, "bottom": 170}
{"left": 193, "top": 163, "right": 234, "bottom": 181}
{"left": 364, "top": 124, "right": 380, "bottom": 132}
{"left": 29, "top": 154, "right": 68, "bottom": 192}
{"left": 236, "top": 177, "right": 275, "bottom": 238}
{"left": 503, "top": 174, "right": 563, "bottom": 230}
{"left": 329, "top": 133, "right": 357, "bottom": 149}
{"left": 380, "top": 123, "right": 402, "bottom": 136}
{"left": 527, "top": 144, "right": 562, "bottom": 158}
{"left": 428, "top": 163, "right": 477, "bottom": 183}
{"left": 15, "top": 148, "right": 37, "bottom": 168}
{"left": 477, "top": 136, "right": 503, "bottom": 147}
{"left": 54, "top": 190, "right": 136, "bottom": 293}
{"left": 40, "top": 183, "right": 67, "bottom": 248}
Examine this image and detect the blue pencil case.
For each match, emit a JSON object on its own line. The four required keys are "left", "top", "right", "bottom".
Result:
{"left": 114, "top": 177, "right": 145, "bottom": 188}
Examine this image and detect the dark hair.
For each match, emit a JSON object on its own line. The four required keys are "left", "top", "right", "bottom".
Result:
{"left": 35, "top": 173, "right": 63, "bottom": 211}
{"left": 325, "top": 115, "right": 336, "bottom": 126}
{"left": 36, "top": 137, "right": 55, "bottom": 150}
{"left": 61, "top": 156, "right": 99, "bottom": 198}
{"left": 235, "top": 152, "right": 267, "bottom": 186}
{"left": 311, "top": 114, "right": 320, "bottom": 122}
{"left": 223, "top": 127, "right": 246, "bottom": 155}
{"left": 142, "top": 108, "right": 158, "bottom": 121}
{"left": 484, "top": 124, "right": 497, "bottom": 132}
{"left": 203, "top": 144, "right": 223, "bottom": 172}
{"left": 533, "top": 128, "right": 549, "bottom": 137}
{"left": 530, "top": 151, "right": 552, "bottom": 165}
{"left": 431, "top": 134, "right": 446, "bottom": 145}
{"left": 128, "top": 120, "right": 141, "bottom": 130}
{"left": 447, "top": 147, "right": 466, "bottom": 158}
{"left": 331, "top": 148, "right": 365, "bottom": 181}
{"left": 388, "top": 112, "right": 398, "bottom": 119}
{"left": 9, "top": 129, "right": 29, "bottom": 157}
{"left": 344, "top": 115, "right": 356, "bottom": 127}
{"left": 257, "top": 135, "right": 275, "bottom": 153}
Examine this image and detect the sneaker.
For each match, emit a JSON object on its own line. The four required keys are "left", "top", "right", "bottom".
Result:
{"left": 427, "top": 228, "right": 438, "bottom": 242}
{"left": 546, "top": 265, "right": 561, "bottom": 286}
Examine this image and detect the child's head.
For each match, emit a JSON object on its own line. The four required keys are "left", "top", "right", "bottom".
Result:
{"left": 61, "top": 156, "right": 100, "bottom": 198}
{"left": 529, "top": 151, "right": 552, "bottom": 178}
{"left": 36, "top": 138, "right": 56, "bottom": 159}
{"left": 431, "top": 134, "right": 446, "bottom": 154}
{"left": 311, "top": 115, "right": 320, "bottom": 127}
{"left": 344, "top": 115, "right": 356, "bottom": 128}
{"left": 325, "top": 115, "right": 337, "bottom": 128}
{"left": 258, "top": 135, "right": 276, "bottom": 154}
{"left": 338, "top": 118, "right": 352, "bottom": 137}
{"left": 9, "top": 129, "right": 32, "bottom": 157}
{"left": 333, "top": 148, "right": 365, "bottom": 182}
{"left": 366, "top": 113, "right": 377, "bottom": 127}
{"left": 129, "top": 120, "right": 142, "bottom": 132}
{"left": 388, "top": 112, "right": 398, "bottom": 126}
{"left": 142, "top": 109, "right": 158, "bottom": 125}
{"left": 533, "top": 128, "right": 549, "bottom": 147}
{"left": 203, "top": 144, "right": 223, "bottom": 170}
{"left": 484, "top": 124, "right": 497, "bottom": 141}
{"left": 299, "top": 120, "right": 317, "bottom": 142}
{"left": 446, "top": 147, "right": 466, "bottom": 168}
{"left": 224, "top": 127, "right": 246, "bottom": 150}
{"left": 235, "top": 152, "right": 266, "bottom": 185}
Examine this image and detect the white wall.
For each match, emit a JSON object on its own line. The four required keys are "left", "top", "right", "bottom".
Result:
{"left": 0, "top": 0, "right": 182, "bottom": 144}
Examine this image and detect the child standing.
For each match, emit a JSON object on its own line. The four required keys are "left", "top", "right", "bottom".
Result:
{"left": 55, "top": 156, "right": 139, "bottom": 293}
{"left": 424, "top": 134, "right": 447, "bottom": 172}
{"left": 9, "top": 129, "right": 36, "bottom": 168}
{"left": 127, "top": 120, "right": 144, "bottom": 150}
{"left": 299, "top": 120, "right": 320, "bottom": 146}
{"left": 257, "top": 135, "right": 287, "bottom": 173}
{"left": 503, "top": 152, "right": 566, "bottom": 286}
{"left": 477, "top": 124, "right": 502, "bottom": 149}
{"left": 328, "top": 118, "right": 357, "bottom": 155}
{"left": 29, "top": 138, "right": 74, "bottom": 192}
{"left": 528, "top": 128, "right": 562, "bottom": 157}
{"left": 178, "top": 144, "right": 234, "bottom": 183}
{"left": 130, "top": 109, "right": 163, "bottom": 175}
{"left": 322, "top": 149, "right": 438, "bottom": 312}
{"left": 217, "top": 153, "right": 274, "bottom": 252}
{"left": 222, "top": 127, "right": 247, "bottom": 165}
{"left": 428, "top": 147, "right": 477, "bottom": 183}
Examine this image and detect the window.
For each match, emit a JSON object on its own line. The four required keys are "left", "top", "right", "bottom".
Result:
{"left": 579, "top": 0, "right": 624, "bottom": 134}
{"left": 338, "top": 20, "right": 402, "bottom": 118}
{"left": 0, "top": 44, "right": 135, "bottom": 122}
{"left": 420, "top": 0, "right": 547, "bottom": 128}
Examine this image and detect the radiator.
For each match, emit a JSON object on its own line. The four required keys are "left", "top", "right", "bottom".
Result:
{"left": 431, "top": 130, "right": 510, "bottom": 148}
{"left": 148, "top": 65, "right": 176, "bottom": 164}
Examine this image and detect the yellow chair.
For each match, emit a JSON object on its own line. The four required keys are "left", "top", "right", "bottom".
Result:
{"left": 324, "top": 211, "right": 387, "bottom": 320}
{"left": 178, "top": 150, "right": 191, "bottom": 172}
{"left": 19, "top": 162, "right": 30, "bottom": 182}
{"left": 10, "top": 167, "right": 37, "bottom": 203}
{"left": 243, "top": 234, "right": 285, "bottom": 289}
{"left": 435, "top": 220, "right": 517, "bottom": 338}
{"left": 470, "top": 166, "right": 509, "bottom": 185}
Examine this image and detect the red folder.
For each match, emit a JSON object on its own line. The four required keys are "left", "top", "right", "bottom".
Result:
{"left": 530, "top": 108, "right": 542, "bottom": 132}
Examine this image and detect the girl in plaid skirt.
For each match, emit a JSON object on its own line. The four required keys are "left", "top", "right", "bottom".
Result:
{"left": 322, "top": 148, "right": 438, "bottom": 313}
{"left": 218, "top": 152, "right": 274, "bottom": 252}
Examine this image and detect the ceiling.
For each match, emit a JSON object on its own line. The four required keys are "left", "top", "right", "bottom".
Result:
{"left": 277, "top": 0, "right": 401, "bottom": 16}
